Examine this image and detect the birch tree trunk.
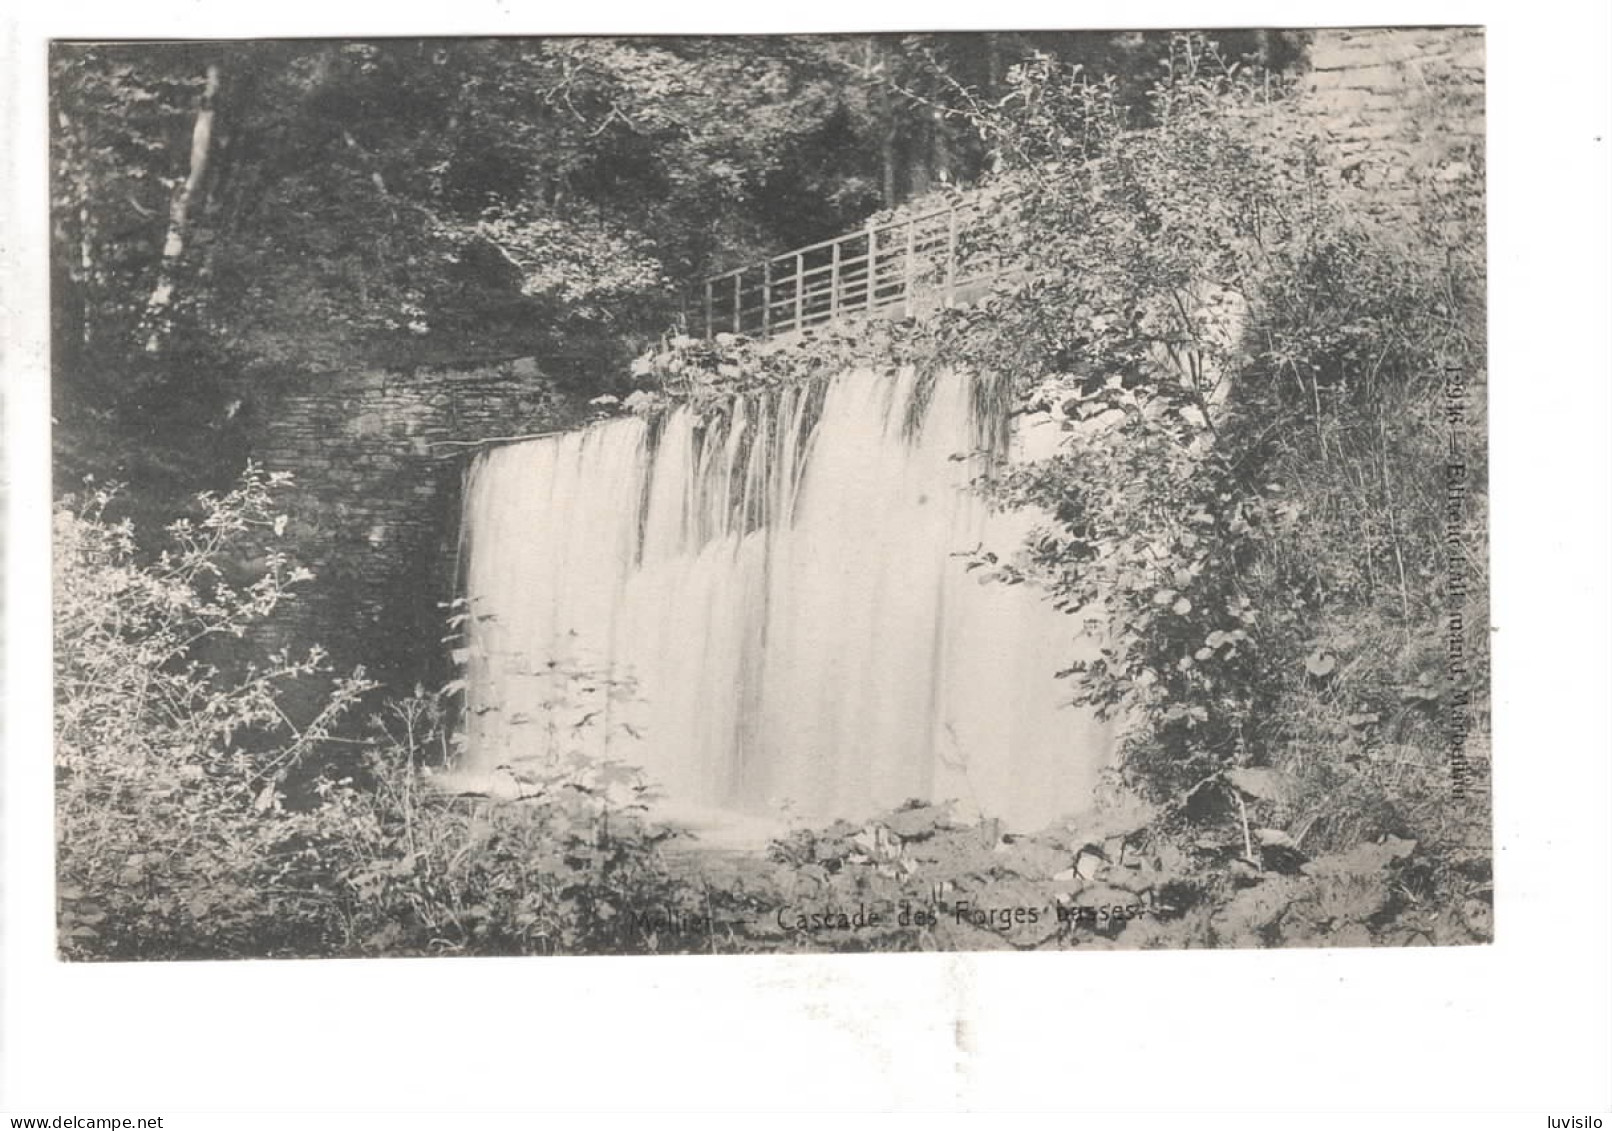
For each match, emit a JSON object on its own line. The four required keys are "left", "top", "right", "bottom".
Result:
{"left": 142, "top": 62, "right": 221, "bottom": 355}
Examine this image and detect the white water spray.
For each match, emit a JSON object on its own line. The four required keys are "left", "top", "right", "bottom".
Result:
{"left": 456, "top": 367, "right": 1114, "bottom": 834}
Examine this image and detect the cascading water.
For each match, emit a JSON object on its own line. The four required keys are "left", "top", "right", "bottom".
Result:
{"left": 454, "top": 366, "right": 1115, "bottom": 836}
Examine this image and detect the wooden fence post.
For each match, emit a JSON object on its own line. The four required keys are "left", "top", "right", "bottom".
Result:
{"left": 830, "top": 240, "right": 842, "bottom": 322}
{"left": 794, "top": 252, "right": 805, "bottom": 332}
{"left": 762, "top": 259, "right": 772, "bottom": 338}
{"left": 866, "top": 222, "right": 878, "bottom": 313}
{"left": 903, "top": 218, "right": 916, "bottom": 317}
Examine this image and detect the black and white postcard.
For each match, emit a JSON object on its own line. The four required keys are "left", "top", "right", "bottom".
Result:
{"left": 5, "top": 5, "right": 1609, "bottom": 1123}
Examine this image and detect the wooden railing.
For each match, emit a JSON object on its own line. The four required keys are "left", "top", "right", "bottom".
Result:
{"left": 692, "top": 198, "right": 1005, "bottom": 341}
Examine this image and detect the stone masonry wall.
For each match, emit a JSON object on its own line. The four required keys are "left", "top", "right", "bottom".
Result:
{"left": 1299, "top": 27, "right": 1485, "bottom": 234}
{"left": 250, "top": 358, "right": 589, "bottom": 693}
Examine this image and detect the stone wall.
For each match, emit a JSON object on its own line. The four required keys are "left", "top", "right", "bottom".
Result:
{"left": 250, "top": 358, "right": 589, "bottom": 692}
{"left": 1299, "top": 27, "right": 1485, "bottom": 233}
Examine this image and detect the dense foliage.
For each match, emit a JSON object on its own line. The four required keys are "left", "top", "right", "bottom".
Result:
{"left": 56, "top": 469, "right": 371, "bottom": 956}
{"left": 51, "top": 32, "right": 1302, "bottom": 494}
{"left": 960, "top": 39, "right": 1488, "bottom": 865}
{"left": 55, "top": 474, "right": 716, "bottom": 958}
{"left": 53, "top": 34, "right": 1489, "bottom": 957}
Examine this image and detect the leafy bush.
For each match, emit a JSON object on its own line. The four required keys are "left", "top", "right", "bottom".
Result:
{"left": 951, "top": 36, "right": 1490, "bottom": 866}
{"left": 563, "top": 795, "right": 1493, "bottom": 953}
{"left": 54, "top": 466, "right": 375, "bottom": 957}
{"left": 298, "top": 688, "right": 715, "bottom": 957}
{"left": 54, "top": 469, "right": 705, "bottom": 959}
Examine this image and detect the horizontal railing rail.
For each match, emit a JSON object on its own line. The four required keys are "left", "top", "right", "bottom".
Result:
{"left": 691, "top": 198, "right": 1008, "bottom": 341}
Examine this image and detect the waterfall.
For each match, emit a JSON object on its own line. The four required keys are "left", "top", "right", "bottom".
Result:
{"left": 455, "top": 366, "right": 1115, "bottom": 835}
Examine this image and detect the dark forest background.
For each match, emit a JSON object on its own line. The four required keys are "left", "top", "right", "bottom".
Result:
{"left": 50, "top": 32, "right": 1306, "bottom": 501}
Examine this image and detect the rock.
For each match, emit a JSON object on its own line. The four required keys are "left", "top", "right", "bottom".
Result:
{"left": 881, "top": 801, "right": 959, "bottom": 840}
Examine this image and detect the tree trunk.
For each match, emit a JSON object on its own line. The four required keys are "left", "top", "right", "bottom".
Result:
{"left": 855, "top": 36, "right": 901, "bottom": 208}
{"left": 142, "top": 62, "right": 221, "bottom": 355}
{"left": 881, "top": 125, "right": 898, "bottom": 208}
{"left": 50, "top": 210, "right": 87, "bottom": 382}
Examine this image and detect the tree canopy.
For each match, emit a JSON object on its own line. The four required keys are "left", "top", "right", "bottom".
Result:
{"left": 50, "top": 33, "right": 1307, "bottom": 484}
